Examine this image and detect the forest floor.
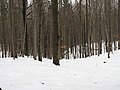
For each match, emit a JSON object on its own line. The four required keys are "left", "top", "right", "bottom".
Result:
{"left": 0, "top": 50, "right": 120, "bottom": 90}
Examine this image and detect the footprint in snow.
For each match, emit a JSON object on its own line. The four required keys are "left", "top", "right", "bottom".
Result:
{"left": 94, "top": 82, "right": 98, "bottom": 84}
{"left": 42, "top": 82, "right": 44, "bottom": 85}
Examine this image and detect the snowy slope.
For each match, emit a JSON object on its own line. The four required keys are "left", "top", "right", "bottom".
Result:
{"left": 0, "top": 50, "right": 120, "bottom": 90}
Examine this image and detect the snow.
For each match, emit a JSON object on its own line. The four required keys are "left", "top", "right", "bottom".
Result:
{"left": 0, "top": 50, "right": 120, "bottom": 90}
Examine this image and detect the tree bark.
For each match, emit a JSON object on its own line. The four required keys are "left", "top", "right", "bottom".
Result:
{"left": 118, "top": 0, "right": 120, "bottom": 49}
{"left": 51, "top": 0, "right": 60, "bottom": 65}
{"left": 37, "top": 0, "right": 42, "bottom": 61}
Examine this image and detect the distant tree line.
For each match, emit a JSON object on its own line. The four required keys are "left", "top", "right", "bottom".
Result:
{"left": 0, "top": 0, "right": 120, "bottom": 65}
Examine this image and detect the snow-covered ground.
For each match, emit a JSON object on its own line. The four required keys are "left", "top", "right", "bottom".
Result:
{"left": 0, "top": 50, "right": 120, "bottom": 90}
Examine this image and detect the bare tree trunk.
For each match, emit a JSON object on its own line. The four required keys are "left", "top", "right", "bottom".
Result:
{"left": 9, "top": 0, "right": 16, "bottom": 59}
{"left": 37, "top": 0, "right": 42, "bottom": 61}
{"left": 118, "top": 0, "right": 120, "bottom": 49}
{"left": 33, "top": 0, "right": 37, "bottom": 60}
{"left": 51, "top": 0, "right": 60, "bottom": 65}
{"left": 22, "top": 0, "right": 28, "bottom": 56}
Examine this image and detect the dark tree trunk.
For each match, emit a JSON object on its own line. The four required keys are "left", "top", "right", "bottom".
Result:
{"left": 118, "top": 0, "right": 120, "bottom": 49}
{"left": 37, "top": 0, "right": 42, "bottom": 61}
{"left": 51, "top": 0, "right": 60, "bottom": 65}
{"left": 22, "top": 0, "right": 28, "bottom": 56}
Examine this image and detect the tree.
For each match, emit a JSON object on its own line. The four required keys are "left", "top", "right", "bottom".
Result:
{"left": 9, "top": 0, "right": 16, "bottom": 59}
{"left": 36, "top": 0, "right": 42, "bottom": 61}
{"left": 33, "top": 0, "right": 37, "bottom": 60}
{"left": 0, "top": 0, "right": 7, "bottom": 58}
{"left": 51, "top": 0, "right": 60, "bottom": 65}
{"left": 118, "top": 0, "right": 120, "bottom": 49}
{"left": 22, "top": 0, "right": 28, "bottom": 56}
